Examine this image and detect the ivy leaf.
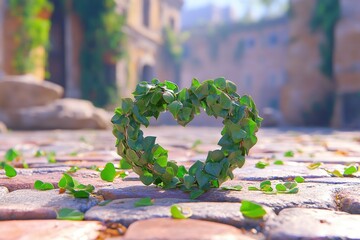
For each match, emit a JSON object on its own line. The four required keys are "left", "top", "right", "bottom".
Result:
{"left": 326, "top": 169, "right": 343, "bottom": 177}
{"left": 34, "top": 150, "right": 46, "bottom": 157}
{"left": 221, "top": 185, "right": 242, "bottom": 191}
{"left": 134, "top": 197, "right": 154, "bottom": 207}
{"left": 240, "top": 200, "right": 266, "bottom": 219}
{"left": 248, "top": 186, "right": 260, "bottom": 191}
{"left": 140, "top": 171, "right": 154, "bottom": 185}
{"left": 190, "top": 189, "right": 205, "bottom": 199}
{"left": 170, "top": 205, "right": 192, "bottom": 219}
{"left": 307, "top": 162, "right": 322, "bottom": 170}
{"left": 284, "top": 151, "right": 294, "bottom": 157}
{"left": 273, "top": 160, "right": 284, "bottom": 165}
{"left": 275, "top": 183, "right": 287, "bottom": 192}
{"left": 168, "top": 101, "right": 183, "bottom": 117}
{"left": 100, "top": 162, "right": 117, "bottom": 182}
{"left": 226, "top": 80, "right": 237, "bottom": 93}
{"left": 255, "top": 161, "right": 269, "bottom": 169}
{"left": 4, "top": 148, "right": 21, "bottom": 162}
{"left": 121, "top": 98, "right": 134, "bottom": 114}
{"left": 294, "top": 176, "right": 305, "bottom": 183}
{"left": 57, "top": 208, "right": 84, "bottom": 221}
{"left": 163, "top": 91, "right": 175, "bottom": 103}
{"left": 34, "top": 180, "right": 54, "bottom": 191}
{"left": 73, "top": 190, "right": 90, "bottom": 198}
{"left": 214, "top": 77, "right": 226, "bottom": 90}
{"left": 183, "top": 174, "right": 195, "bottom": 189}
{"left": 47, "top": 151, "right": 56, "bottom": 163}
{"left": 4, "top": 163, "right": 17, "bottom": 178}
{"left": 284, "top": 182, "right": 297, "bottom": 189}
{"left": 343, "top": 166, "right": 358, "bottom": 176}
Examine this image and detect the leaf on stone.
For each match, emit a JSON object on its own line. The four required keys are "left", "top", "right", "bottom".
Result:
{"left": 284, "top": 151, "right": 294, "bottom": 157}
{"left": 307, "top": 162, "right": 322, "bottom": 170}
{"left": 73, "top": 190, "right": 90, "bottom": 198}
{"left": 248, "top": 186, "right": 260, "bottom": 191}
{"left": 134, "top": 197, "right": 154, "bottom": 207}
{"left": 34, "top": 180, "right": 54, "bottom": 191}
{"left": 275, "top": 183, "right": 287, "bottom": 192}
{"left": 240, "top": 200, "right": 266, "bottom": 219}
{"left": 4, "top": 163, "right": 17, "bottom": 178}
{"left": 47, "top": 151, "right": 56, "bottom": 163}
{"left": 4, "top": 148, "right": 21, "bottom": 162}
{"left": 170, "top": 205, "right": 192, "bottom": 219}
{"left": 221, "top": 185, "right": 242, "bottom": 191}
{"left": 273, "top": 160, "right": 284, "bottom": 165}
{"left": 100, "top": 162, "right": 117, "bottom": 182}
{"left": 284, "top": 182, "right": 297, "bottom": 189}
{"left": 57, "top": 208, "right": 84, "bottom": 221}
{"left": 255, "top": 161, "right": 269, "bottom": 169}
{"left": 343, "top": 166, "right": 358, "bottom": 176}
{"left": 294, "top": 176, "right": 305, "bottom": 183}
{"left": 34, "top": 150, "right": 46, "bottom": 157}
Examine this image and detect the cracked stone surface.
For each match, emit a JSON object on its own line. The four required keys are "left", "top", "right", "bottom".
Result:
{"left": 265, "top": 208, "right": 360, "bottom": 239}
{"left": 0, "top": 127, "right": 359, "bottom": 239}
{"left": 85, "top": 198, "right": 275, "bottom": 228}
{"left": 0, "top": 189, "right": 99, "bottom": 220}
{"left": 0, "top": 220, "right": 104, "bottom": 240}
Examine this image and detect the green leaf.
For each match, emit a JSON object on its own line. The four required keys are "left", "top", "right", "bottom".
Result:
{"left": 177, "top": 165, "right": 188, "bottom": 178}
{"left": 204, "top": 162, "right": 222, "bottom": 177}
{"left": 168, "top": 101, "right": 183, "bottom": 117}
{"left": 226, "top": 80, "right": 237, "bottom": 93}
{"left": 140, "top": 171, "right": 154, "bottom": 185}
{"left": 284, "top": 151, "right": 294, "bottom": 157}
{"left": 66, "top": 166, "right": 80, "bottom": 174}
{"left": 255, "top": 161, "right": 269, "bottom": 169}
{"left": 286, "top": 187, "right": 299, "bottom": 194}
{"left": 190, "top": 189, "right": 205, "bottom": 199}
{"left": 73, "top": 190, "right": 90, "bottom": 198}
{"left": 4, "top": 164, "right": 17, "bottom": 178}
{"left": 4, "top": 148, "right": 21, "bottom": 162}
{"left": 275, "top": 183, "right": 287, "bottom": 192}
{"left": 119, "top": 159, "right": 132, "bottom": 170}
{"left": 100, "top": 162, "right": 117, "bottom": 182}
{"left": 214, "top": 77, "right": 226, "bottom": 90}
{"left": 284, "top": 182, "right": 297, "bottom": 189}
{"left": 34, "top": 180, "right": 54, "bottom": 191}
{"left": 56, "top": 208, "right": 84, "bottom": 221}
{"left": 260, "top": 180, "right": 271, "bottom": 189}
{"left": 294, "top": 176, "right": 305, "bottom": 183}
{"left": 163, "top": 91, "right": 175, "bottom": 103}
{"left": 219, "top": 93, "right": 232, "bottom": 109}
{"left": 326, "top": 169, "right": 343, "bottom": 177}
{"left": 134, "top": 197, "right": 154, "bottom": 207}
{"left": 183, "top": 174, "right": 195, "bottom": 189}
{"left": 156, "top": 156, "right": 168, "bottom": 168}
{"left": 170, "top": 205, "right": 192, "bottom": 219}
{"left": 121, "top": 98, "right": 134, "bottom": 114}
{"left": 307, "top": 162, "right": 322, "bottom": 170}
{"left": 344, "top": 166, "right": 358, "bottom": 176}
{"left": 34, "top": 150, "right": 46, "bottom": 157}
{"left": 47, "top": 151, "right": 56, "bottom": 163}
{"left": 240, "top": 200, "right": 266, "bottom": 219}
{"left": 248, "top": 186, "right": 260, "bottom": 191}
{"left": 273, "top": 160, "right": 284, "bottom": 165}
{"left": 221, "top": 185, "right": 242, "bottom": 191}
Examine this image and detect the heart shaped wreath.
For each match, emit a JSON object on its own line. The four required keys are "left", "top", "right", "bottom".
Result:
{"left": 112, "top": 78, "right": 262, "bottom": 198}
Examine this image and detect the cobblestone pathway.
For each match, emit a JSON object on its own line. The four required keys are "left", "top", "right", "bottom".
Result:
{"left": 0, "top": 127, "right": 359, "bottom": 239}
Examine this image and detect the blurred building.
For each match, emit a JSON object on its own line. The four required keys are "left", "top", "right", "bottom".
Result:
{"left": 181, "top": 16, "right": 289, "bottom": 125}
{"left": 0, "top": 0, "right": 183, "bottom": 99}
{"left": 181, "top": 4, "right": 237, "bottom": 29}
{"left": 282, "top": 0, "right": 360, "bottom": 128}
{"left": 117, "top": 0, "right": 183, "bottom": 98}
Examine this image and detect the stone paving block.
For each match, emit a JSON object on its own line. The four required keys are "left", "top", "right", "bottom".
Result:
{"left": 85, "top": 198, "right": 275, "bottom": 228}
{"left": 0, "top": 189, "right": 99, "bottom": 220}
{"left": 0, "top": 186, "right": 8, "bottom": 199}
{"left": 98, "top": 180, "right": 338, "bottom": 213}
{"left": 265, "top": 208, "right": 360, "bottom": 239}
{"left": 306, "top": 177, "right": 360, "bottom": 185}
{"left": 337, "top": 187, "right": 360, "bottom": 214}
{"left": 233, "top": 164, "right": 330, "bottom": 181}
{"left": 123, "top": 218, "right": 256, "bottom": 240}
{"left": 0, "top": 168, "right": 114, "bottom": 191}
{"left": 0, "top": 220, "right": 104, "bottom": 240}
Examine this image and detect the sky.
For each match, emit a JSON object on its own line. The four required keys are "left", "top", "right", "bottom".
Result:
{"left": 183, "top": 0, "right": 289, "bottom": 21}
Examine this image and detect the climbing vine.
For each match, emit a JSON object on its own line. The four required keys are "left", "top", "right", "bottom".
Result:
{"left": 8, "top": 0, "right": 53, "bottom": 74}
{"left": 112, "top": 79, "right": 262, "bottom": 198}
{"left": 73, "top": 0, "right": 126, "bottom": 107}
{"left": 311, "top": 0, "right": 340, "bottom": 79}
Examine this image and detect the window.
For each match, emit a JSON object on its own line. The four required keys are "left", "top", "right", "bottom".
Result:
{"left": 142, "top": 0, "right": 150, "bottom": 27}
{"left": 268, "top": 33, "right": 278, "bottom": 46}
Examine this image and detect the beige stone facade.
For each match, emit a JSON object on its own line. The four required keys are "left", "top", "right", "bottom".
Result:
{"left": 182, "top": 17, "right": 289, "bottom": 116}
